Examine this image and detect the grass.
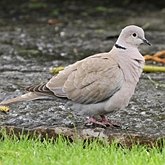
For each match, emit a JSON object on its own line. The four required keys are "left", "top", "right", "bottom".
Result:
{"left": 0, "top": 132, "right": 165, "bottom": 165}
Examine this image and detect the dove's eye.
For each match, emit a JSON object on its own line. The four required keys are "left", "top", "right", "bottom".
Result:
{"left": 132, "top": 33, "right": 137, "bottom": 37}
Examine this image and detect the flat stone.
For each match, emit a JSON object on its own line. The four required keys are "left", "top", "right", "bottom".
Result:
{"left": 0, "top": 2, "right": 165, "bottom": 146}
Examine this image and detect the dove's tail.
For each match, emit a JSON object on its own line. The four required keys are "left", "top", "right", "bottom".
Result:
{"left": 0, "top": 92, "right": 54, "bottom": 106}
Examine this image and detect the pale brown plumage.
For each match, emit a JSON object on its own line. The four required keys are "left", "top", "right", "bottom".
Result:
{"left": 0, "top": 25, "right": 150, "bottom": 127}
{"left": 46, "top": 53, "right": 124, "bottom": 104}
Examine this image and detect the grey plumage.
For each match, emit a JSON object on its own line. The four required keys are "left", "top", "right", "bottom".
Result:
{"left": 0, "top": 25, "right": 150, "bottom": 123}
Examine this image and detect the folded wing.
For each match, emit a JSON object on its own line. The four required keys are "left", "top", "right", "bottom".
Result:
{"left": 46, "top": 53, "right": 124, "bottom": 104}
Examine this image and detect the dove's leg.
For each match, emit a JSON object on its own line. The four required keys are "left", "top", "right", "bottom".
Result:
{"left": 68, "top": 101, "right": 120, "bottom": 127}
{"left": 85, "top": 116, "right": 108, "bottom": 127}
{"left": 85, "top": 115, "right": 120, "bottom": 127}
{"left": 100, "top": 115, "right": 120, "bottom": 127}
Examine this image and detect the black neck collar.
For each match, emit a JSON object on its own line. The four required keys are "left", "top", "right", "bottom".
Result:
{"left": 115, "top": 44, "right": 126, "bottom": 50}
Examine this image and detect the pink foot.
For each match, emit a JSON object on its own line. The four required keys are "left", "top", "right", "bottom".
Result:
{"left": 100, "top": 115, "right": 120, "bottom": 127}
{"left": 85, "top": 116, "right": 107, "bottom": 127}
{"left": 85, "top": 115, "right": 120, "bottom": 128}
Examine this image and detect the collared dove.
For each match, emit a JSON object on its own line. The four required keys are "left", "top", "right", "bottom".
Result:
{"left": 0, "top": 25, "right": 150, "bottom": 127}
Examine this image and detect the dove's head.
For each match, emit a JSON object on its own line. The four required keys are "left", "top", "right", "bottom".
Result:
{"left": 116, "top": 25, "right": 151, "bottom": 48}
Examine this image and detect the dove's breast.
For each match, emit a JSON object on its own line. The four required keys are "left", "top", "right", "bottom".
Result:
{"left": 103, "top": 49, "right": 145, "bottom": 113}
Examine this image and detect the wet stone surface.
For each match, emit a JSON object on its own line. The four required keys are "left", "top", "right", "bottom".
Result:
{"left": 0, "top": 4, "right": 165, "bottom": 139}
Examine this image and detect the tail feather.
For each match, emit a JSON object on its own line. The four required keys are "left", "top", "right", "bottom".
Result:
{"left": 25, "top": 83, "right": 54, "bottom": 95}
{"left": 0, "top": 92, "right": 53, "bottom": 106}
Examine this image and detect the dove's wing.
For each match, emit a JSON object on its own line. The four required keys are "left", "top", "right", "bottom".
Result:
{"left": 47, "top": 53, "right": 124, "bottom": 104}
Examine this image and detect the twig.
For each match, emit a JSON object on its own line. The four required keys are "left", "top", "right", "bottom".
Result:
{"left": 144, "top": 50, "right": 165, "bottom": 64}
{"left": 143, "top": 65, "right": 165, "bottom": 73}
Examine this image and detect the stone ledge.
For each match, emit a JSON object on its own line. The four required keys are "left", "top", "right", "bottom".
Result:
{"left": 0, "top": 126, "right": 164, "bottom": 148}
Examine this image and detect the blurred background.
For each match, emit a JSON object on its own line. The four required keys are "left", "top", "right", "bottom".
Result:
{"left": 0, "top": 0, "right": 164, "bottom": 62}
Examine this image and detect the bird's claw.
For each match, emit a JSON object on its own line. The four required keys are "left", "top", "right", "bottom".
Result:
{"left": 85, "top": 116, "right": 121, "bottom": 128}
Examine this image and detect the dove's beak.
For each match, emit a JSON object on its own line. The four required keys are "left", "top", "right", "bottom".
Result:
{"left": 142, "top": 38, "right": 151, "bottom": 46}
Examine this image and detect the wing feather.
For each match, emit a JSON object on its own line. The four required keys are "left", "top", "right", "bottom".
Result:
{"left": 46, "top": 53, "right": 124, "bottom": 104}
